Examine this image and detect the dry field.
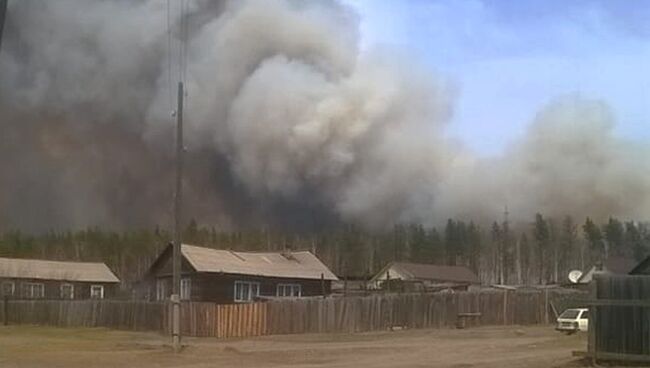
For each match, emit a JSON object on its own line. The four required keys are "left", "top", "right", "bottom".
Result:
{"left": 0, "top": 325, "right": 589, "bottom": 368}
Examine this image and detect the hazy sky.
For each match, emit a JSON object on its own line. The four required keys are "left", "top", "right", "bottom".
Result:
{"left": 345, "top": 0, "right": 650, "bottom": 155}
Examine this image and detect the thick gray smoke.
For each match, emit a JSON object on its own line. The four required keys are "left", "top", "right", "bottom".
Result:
{"left": 1, "top": 0, "right": 648, "bottom": 232}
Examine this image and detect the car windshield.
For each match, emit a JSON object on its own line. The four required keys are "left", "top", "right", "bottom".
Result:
{"left": 559, "top": 310, "right": 580, "bottom": 319}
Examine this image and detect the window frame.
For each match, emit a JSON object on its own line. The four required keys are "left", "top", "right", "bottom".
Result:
{"left": 156, "top": 279, "right": 166, "bottom": 301}
{"left": 180, "top": 278, "right": 191, "bottom": 300}
{"left": 90, "top": 284, "right": 104, "bottom": 299}
{"left": 234, "top": 281, "right": 260, "bottom": 303}
{"left": 1, "top": 281, "right": 15, "bottom": 297}
{"left": 23, "top": 282, "right": 45, "bottom": 299}
{"left": 276, "top": 283, "right": 302, "bottom": 297}
{"left": 60, "top": 283, "right": 74, "bottom": 299}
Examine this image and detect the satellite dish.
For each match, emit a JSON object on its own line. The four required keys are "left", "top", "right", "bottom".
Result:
{"left": 568, "top": 270, "right": 583, "bottom": 284}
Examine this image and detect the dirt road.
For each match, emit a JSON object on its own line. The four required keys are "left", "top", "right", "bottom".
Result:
{"left": 0, "top": 325, "right": 587, "bottom": 368}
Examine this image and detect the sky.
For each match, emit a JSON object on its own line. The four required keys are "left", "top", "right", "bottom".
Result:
{"left": 344, "top": 0, "right": 650, "bottom": 155}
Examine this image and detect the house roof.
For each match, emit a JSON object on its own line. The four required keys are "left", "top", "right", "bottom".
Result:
{"left": 603, "top": 256, "right": 637, "bottom": 274}
{"left": 576, "top": 256, "right": 638, "bottom": 283}
{"left": 374, "top": 262, "right": 480, "bottom": 284}
{"left": 0, "top": 257, "right": 120, "bottom": 283}
{"left": 630, "top": 255, "right": 650, "bottom": 275}
{"left": 180, "top": 244, "right": 338, "bottom": 281}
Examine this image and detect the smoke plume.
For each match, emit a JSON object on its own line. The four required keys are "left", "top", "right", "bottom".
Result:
{"left": 1, "top": 0, "right": 648, "bottom": 232}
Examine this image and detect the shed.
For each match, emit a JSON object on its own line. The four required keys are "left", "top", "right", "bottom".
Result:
{"left": 0, "top": 257, "right": 120, "bottom": 299}
{"left": 370, "top": 262, "right": 480, "bottom": 291}
{"left": 141, "top": 244, "right": 338, "bottom": 303}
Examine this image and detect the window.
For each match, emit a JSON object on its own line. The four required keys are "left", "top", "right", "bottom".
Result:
{"left": 180, "top": 278, "right": 191, "bottom": 300}
{"left": 60, "top": 283, "right": 74, "bottom": 299}
{"left": 234, "top": 281, "right": 260, "bottom": 303}
{"left": 580, "top": 310, "right": 589, "bottom": 320}
{"left": 1, "top": 281, "right": 15, "bottom": 297}
{"left": 90, "top": 285, "right": 104, "bottom": 299}
{"left": 156, "top": 279, "right": 166, "bottom": 301}
{"left": 276, "top": 283, "right": 302, "bottom": 297}
{"left": 23, "top": 283, "right": 45, "bottom": 299}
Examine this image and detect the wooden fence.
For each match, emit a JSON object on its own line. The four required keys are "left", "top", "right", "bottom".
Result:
{"left": 0, "top": 299, "right": 164, "bottom": 331}
{"left": 588, "top": 275, "right": 650, "bottom": 364}
{"left": 2, "top": 289, "right": 585, "bottom": 338}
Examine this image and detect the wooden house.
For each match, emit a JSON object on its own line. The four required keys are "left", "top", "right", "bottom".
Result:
{"left": 141, "top": 244, "right": 338, "bottom": 303}
{"left": 0, "top": 257, "right": 120, "bottom": 299}
{"left": 369, "top": 262, "right": 480, "bottom": 292}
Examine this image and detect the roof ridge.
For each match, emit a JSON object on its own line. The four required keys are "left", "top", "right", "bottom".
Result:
{"left": 0, "top": 256, "right": 108, "bottom": 265}
{"left": 182, "top": 244, "right": 314, "bottom": 255}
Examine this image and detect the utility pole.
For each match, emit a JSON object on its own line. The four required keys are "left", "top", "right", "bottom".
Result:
{"left": 0, "top": 0, "right": 7, "bottom": 54}
{"left": 171, "top": 81, "right": 184, "bottom": 352}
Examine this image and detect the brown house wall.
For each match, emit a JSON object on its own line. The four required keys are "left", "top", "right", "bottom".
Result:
{"left": 0, "top": 277, "right": 117, "bottom": 299}
{"left": 146, "top": 273, "right": 332, "bottom": 303}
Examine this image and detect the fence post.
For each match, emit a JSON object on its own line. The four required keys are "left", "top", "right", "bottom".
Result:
{"left": 502, "top": 290, "right": 507, "bottom": 325}
{"left": 320, "top": 273, "right": 325, "bottom": 299}
{"left": 544, "top": 288, "right": 549, "bottom": 325}
{"left": 588, "top": 277, "right": 597, "bottom": 364}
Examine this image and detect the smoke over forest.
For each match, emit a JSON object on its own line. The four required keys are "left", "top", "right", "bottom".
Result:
{"left": 1, "top": 0, "right": 649, "bottom": 233}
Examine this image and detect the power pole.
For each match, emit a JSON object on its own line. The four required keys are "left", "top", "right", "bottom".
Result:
{"left": 171, "top": 81, "right": 184, "bottom": 352}
{"left": 0, "top": 0, "right": 7, "bottom": 54}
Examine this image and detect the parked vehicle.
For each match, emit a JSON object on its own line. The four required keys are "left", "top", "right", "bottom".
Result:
{"left": 556, "top": 308, "right": 589, "bottom": 333}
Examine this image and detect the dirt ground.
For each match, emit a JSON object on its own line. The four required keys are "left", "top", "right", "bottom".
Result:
{"left": 0, "top": 325, "right": 590, "bottom": 368}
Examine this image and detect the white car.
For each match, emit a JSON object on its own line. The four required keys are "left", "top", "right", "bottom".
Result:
{"left": 556, "top": 308, "right": 589, "bottom": 333}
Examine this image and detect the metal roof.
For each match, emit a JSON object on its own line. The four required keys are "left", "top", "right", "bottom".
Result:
{"left": 577, "top": 256, "right": 638, "bottom": 283}
{"left": 0, "top": 257, "right": 120, "bottom": 283}
{"left": 373, "top": 262, "right": 480, "bottom": 284}
{"left": 181, "top": 244, "right": 338, "bottom": 281}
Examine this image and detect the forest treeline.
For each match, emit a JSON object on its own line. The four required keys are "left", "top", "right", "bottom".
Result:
{"left": 0, "top": 214, "right": 648, "bottom": 285}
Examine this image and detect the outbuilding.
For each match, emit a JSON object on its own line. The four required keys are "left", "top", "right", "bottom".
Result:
{"left": 369, "top": 262, "right": 480, "bottom": 292}
{"left": 0, "top": 257, "right": 120, "bottom": 299}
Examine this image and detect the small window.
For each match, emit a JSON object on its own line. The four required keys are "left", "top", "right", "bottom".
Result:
{"left": 276, "top": 283, "right": 302, "bottom": 297}
{"left": 60, "top": 283, "right": 74, "bottom": 299}
{"left": 23, "top": 283, "right": 44, "bottom": 299}
{"left": 1, "top": 281, "right": 15, "bottom": 297}
{"left": 90, "top": 285, "right": 104, "bottom": 299}
{"left": 156, "top": 279, "right": 166, "bottom": 301}
{"left": 580, "top": 310, "right": 589, "bottom": 319}
{"left": 234, "top": 281, "right": 260, "bottom": 303}
{"left": 180, "top": 278, "right": 191, "bottom": 300}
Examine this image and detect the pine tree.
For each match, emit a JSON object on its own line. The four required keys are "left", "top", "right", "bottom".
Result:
{"left": 466, "top": 222, "right": 482, "bottom": 277}
{"left": 491, "top": 222, "right": 502, "bottom": 284}
{"left": 603, "top": 217, "right": 624, "bottom": 257}
{"left": 533, "top": 213, "right": 550, "bottom": 284}
{"left": 560, "top": 215, "right": 579, "bottom": 274}
{"left": 444, "top": 219, "right": 458, "bottom": 266}
{"left": 583, "top": 217, "right": 604, "bottom": 261}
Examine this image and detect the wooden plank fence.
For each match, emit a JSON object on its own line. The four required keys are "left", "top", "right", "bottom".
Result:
{"left": 0, "top": 299, "right": 164, "bottom": 331}
{"left": 2, "top": 289, "right": 586, "bottom": 338}
{"left": 588, "top": 275, "right": 650, "bottom": 364}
